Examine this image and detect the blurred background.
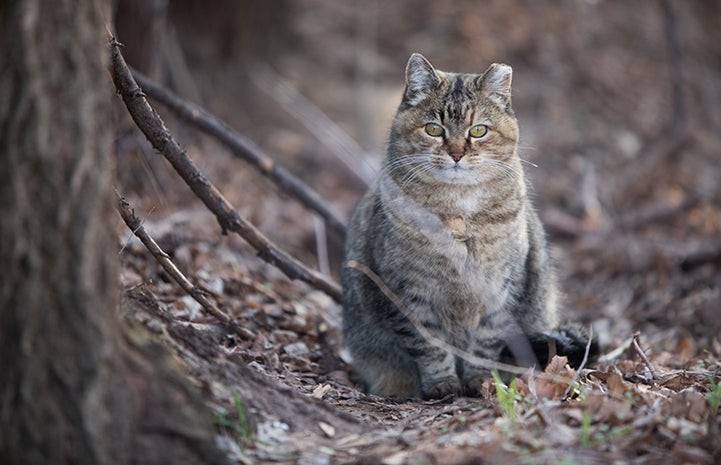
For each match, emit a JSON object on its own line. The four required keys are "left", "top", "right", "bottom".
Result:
{"left": 112, "top": 0, "right": 721, "bottom": 351}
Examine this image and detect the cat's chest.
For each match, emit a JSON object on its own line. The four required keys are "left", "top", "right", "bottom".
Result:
{"left": 438, "top": 213, "right": 512, "bottom": 262}
{"left": 416, "top": 214, "right": 517, "bottom": 330}
{"left": 442, "top": 216, "right": 468, "bottom": 242}
{"left": 378, "top": 178, "right": 523, "bottom": 265}
{"left": 440, "top": 189, "right": 525, "bottom": 255}
{"left": 437, "top": 210, "right": 526, "bottom": 288}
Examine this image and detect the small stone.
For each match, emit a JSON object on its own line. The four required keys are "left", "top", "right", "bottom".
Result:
{"left": 283, "top": 341, "right": 310, "bottom": 358}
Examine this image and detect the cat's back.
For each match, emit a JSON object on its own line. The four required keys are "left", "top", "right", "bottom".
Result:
{"left": 342, "top": 187, "right": 380, "bottom": 264}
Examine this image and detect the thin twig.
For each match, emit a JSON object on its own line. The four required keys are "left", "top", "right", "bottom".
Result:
{"left": 344, "top": 260, "right": 578, "bottom": 384}
{"left": 116, "top": 195, "right": 253, "bottom": 340}
{"left": 632, "top": 331, "right": 658, "bottom": 381}
{"left": 562, "top": 326, "right": 594, "bottom": 399}
{"left": 250, "top": 65, "right": 379, "bottom": 186}
{"left": 130, "top": 67, "right": 347, "bottom": 237}
{"left": 118, "top": 203, "right": 154, "bottom": 255}
{"left": 313, "top": 215, "right": 330, "bottom": 276}
{"left": 597, "top": 336, "right": 633, "bottom": 364}
{"left": 109, "top": 38, "right": 342, "bottom": 301}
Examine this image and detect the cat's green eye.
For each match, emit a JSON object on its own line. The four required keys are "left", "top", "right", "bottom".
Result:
{"left": 469, "top": 124, "right": 488, "bottom": 138}
{"left": 424, "top": 123, "right": 444, "bottom": 137}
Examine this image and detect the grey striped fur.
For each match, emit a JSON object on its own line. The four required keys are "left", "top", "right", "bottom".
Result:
{"left": 342, "top": 54, "right": 588, "bottom": 399}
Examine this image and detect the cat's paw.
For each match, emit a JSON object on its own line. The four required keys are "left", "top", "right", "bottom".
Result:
{"left": 462, "top": 376, "right": 487, "bottom": 398}
{"left": 422, "top": 377, "right": 462, "bottom": 400}
{"left": 499, "top": 325, "right": 600, "bottom": 370}
{"left": 552, "top": 323, "right": 599, "bottom": 368}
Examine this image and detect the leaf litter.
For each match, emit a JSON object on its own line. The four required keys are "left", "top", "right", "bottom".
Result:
{"left": 118, "top": 217, "right": 721, "bottom": 464}
{"left": 115, "top": 2, "right": 721, "bottom": 463}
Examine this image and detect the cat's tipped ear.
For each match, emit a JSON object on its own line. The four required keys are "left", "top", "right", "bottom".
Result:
{"left": 478, "top": 63, "right": 513, "bottom": 106}
{"left": 404, "top": 53, "right": 439, "bottom": 106}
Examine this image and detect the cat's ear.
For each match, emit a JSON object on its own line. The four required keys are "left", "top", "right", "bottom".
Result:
{"left": 404, "top": 53, "right": 439, "bottom": 106}
{"left": 478, "top": 63, "right": 513, "bottom": 106}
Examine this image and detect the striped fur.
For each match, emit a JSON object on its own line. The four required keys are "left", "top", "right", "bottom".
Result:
{"left": 341, "top": 54, "right": 589, "bottom": 399}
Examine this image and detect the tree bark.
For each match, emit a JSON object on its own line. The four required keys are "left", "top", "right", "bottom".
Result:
{"left": 0, "top": 1, "right": 228, "bottom": 464}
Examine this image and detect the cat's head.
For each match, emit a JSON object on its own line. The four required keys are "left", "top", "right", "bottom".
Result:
{"left": 388, "top": 53, "right": 520, "bottom": 186}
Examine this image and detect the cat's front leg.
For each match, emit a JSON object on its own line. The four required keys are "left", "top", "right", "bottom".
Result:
{"left": 393, "top": 300, "right": 462, "bottom": 399}
{"left": 459, "top": 338, "right": 506, "bottom": 397}
{"left": 414, "top": 346, "right": 461, "bottom": 399}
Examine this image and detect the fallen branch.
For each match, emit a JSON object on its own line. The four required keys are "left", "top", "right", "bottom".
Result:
{"left": 130, "top": 67, "right": 347, "bottom": 237}
{"left": 632, "top": 331, "right": 658, "bottom": 381}
{"left": 116, "top": 195, "right": 254, "bottom": 340}
{"left": 110, "top": 38, "right": 342, "bottom": 301}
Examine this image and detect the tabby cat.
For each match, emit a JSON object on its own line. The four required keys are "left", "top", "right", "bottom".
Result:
{"left": 341, "top": 53, "right": 594, "bottom": 399}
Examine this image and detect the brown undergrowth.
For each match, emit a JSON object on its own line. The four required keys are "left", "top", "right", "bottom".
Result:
{"left": 114, "top": 1, "right": 721, "bottom": 463}
{"left": 117, "top": 203, "right": 721, "bottom": 464}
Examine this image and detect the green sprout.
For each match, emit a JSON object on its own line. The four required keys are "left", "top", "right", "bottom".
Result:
{"left": 580, "top": 410, "right": 592, "bottom": 447}
{"left": 579, "top": 409, "right": 634, "bottom": 448}
{"left": 215, "top": 392, "right": 254, "bottom": 448}
{"left": 707, "top": 376, "right": 721, "bottom": 415}
{"left": 492, "top": 369, "right": 519, "bottom": 423}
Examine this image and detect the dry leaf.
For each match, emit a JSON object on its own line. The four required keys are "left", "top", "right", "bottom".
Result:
{"left": 312, "top": 383, "right": 332, "bottom": 399}
{"left": 584, "top": 392, "right": 633, "bottom": 423}
{"left": 607, "top": 372, "right": 630, "bottom": 395}
{"left": 534, "top": 355, "right": 574, "bottom": 401}
{"left": 664, "top": 389, "right": 708, "bottom": 423}
{"left": 587, "top": 369, "right": 631, "bottom": 396}
{"left": 318, "top": 421, "right": 336, "bottom": 438}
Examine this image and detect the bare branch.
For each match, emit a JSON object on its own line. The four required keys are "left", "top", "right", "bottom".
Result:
{"left": 110, "top": 38, "right": 342, "bottom": 301}
{"left": 250, "top": 65, "right": 379, "bottom": 186}
{"left": 632, "top": 331, "right": 658, "bottom": 381}
{"left": 116, "top": 195, "right": 254, "bottom": 340}
{"left": 130, "top": 67, "right": 348, "bottom": 237}
{"left": 313, "top": 215, "right": 330, "bottom": 276}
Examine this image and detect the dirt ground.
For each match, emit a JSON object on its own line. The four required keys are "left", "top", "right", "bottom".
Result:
{"left": 114, "top": 1, "right": 721, "bottom": 463}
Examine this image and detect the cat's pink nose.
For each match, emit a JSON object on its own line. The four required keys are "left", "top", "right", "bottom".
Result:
{"left": 450, "top": 152, "right": 464, "bottom": 163}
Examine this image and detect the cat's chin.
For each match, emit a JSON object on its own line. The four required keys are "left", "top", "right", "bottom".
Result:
{"left": 430, "top": 166, "right": 492, "bottom": 185}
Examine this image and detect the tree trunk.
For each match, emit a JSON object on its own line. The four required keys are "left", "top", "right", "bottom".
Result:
{"left": 0, "top": 1, "right": 228, "bottom": 464}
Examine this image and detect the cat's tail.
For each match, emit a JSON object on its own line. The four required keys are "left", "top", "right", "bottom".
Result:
{"left": 501, "top": 323, "right": 599, "bottom": 370}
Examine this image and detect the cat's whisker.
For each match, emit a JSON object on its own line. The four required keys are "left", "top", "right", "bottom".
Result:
{"left": 383, "top": 155, "right": 428, "bottom": 168}
{"left": 379, "top": 153, "right": 435, "bottom": 183}
{"left": 385, "top": 153, "right": 431, "bottom": 163}
{"left": 379, "top": 154, "right": 431, "bottom": 178}
{"left": 399, "top": 164, "right": 434, "bottom": 189}
{"left": 517, "top": 145, "right": 540, "bottom": 168}
{"left": 519, "top": 158, "right": 539, "bottom": 168}
{"left": 478, "top": 158, "right": 523, "bottom": 181}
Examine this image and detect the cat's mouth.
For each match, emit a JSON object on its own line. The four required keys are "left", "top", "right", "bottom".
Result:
{"left": 431, "top": 155, "right": 471, "bottom": 169}
{"left": 431, "top": 161, "right": 478, "bottom": 183}
{"left": 428, "top": 154, "right": 515, "bottom": 185}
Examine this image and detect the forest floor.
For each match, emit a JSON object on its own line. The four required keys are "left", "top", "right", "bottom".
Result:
{"left": 114, "top": 1, "right": 721, "bottom": 464}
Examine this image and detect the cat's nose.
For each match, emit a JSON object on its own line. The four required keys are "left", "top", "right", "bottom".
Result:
{"left": 449, "top": 152, "right": 464, "bottom": 163}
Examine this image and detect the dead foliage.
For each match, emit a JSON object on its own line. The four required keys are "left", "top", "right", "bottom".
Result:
{"left": 114, "top": 0, "right": 721, "bottom": 463}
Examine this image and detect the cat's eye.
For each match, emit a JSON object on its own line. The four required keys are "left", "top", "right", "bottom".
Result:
{"left": 469, "top": 124, "right": 488, "bottom": 138}
{"left": 424, "top": 123, "right": 444, "bottom": 137}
